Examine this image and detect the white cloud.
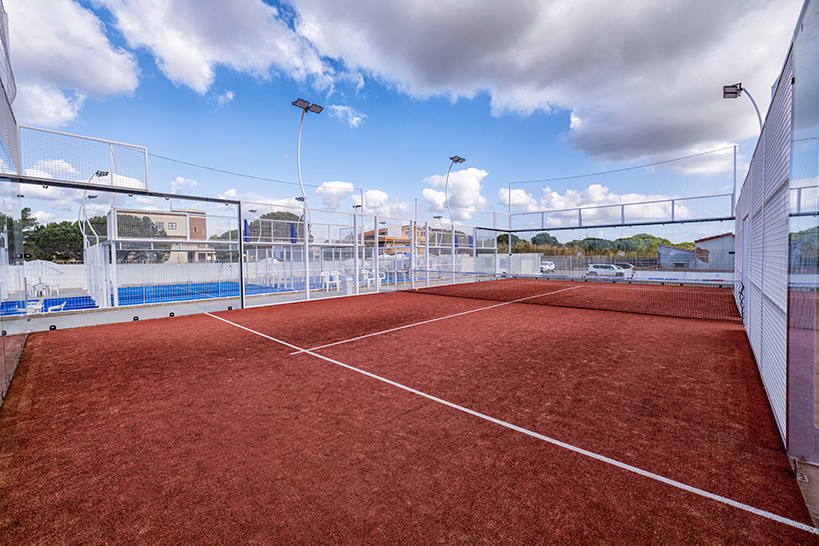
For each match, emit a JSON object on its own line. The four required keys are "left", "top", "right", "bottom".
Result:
{"left": 25, "top": 159, "right": 82, "bottom": 180}
{"left": 503, "top": 183, "right": 693, "bottom": 226}
{"left": 357, "top": 189, "right": 410, "bottom": 217}
{"left": 219, "top": 188, "right": 303, "bottom": 210}
{"left": 95, "top": 0, "right": 332, "bottom": 94}
{"left": 293, "top": 0, "right": 801, "bottom": 161}
{"left": 171, "top": 176, "right": 199, "bottom": 193}
{"left": 6, "top": 0, "right": 139, "bottom": 126}
{"left": 13, "top": 84, "right": 86, "bottom": 127}
{"left": 327, "top": 105, "right": 366, "bottom": 127}
{"left": 7, "top": 0, "right": 801, "bottom": 162}
{"left": 31, "top": 210, "right": 56, "bottom": 224}
{"left": 422, "top": 167, "right": 488, "bottom": 221}
{"left": 217, "top": 90, "right": 234, "bottom": 107}
{"left": 315, "top": 180, "right": 354, "bottom": 209}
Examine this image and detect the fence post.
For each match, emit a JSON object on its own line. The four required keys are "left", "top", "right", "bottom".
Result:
{"left": 238, "top": 203, "right": 245, "bottom": 309}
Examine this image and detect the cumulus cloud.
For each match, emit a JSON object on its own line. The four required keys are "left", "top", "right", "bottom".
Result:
{"left": 422, "top": 167, "right": 488, "bottom": 221}
{"left": 316, "top": 180, "right": 354, "bottom": 209}
{"left": 171, "top": 176, "right": 199, "bottom": 193}
{"left": 500, "top": 183, "right": 696, "bottom": 226}
{"left": 25, "top": 159, "right": 82, "bottom": 180}
{"left": 14, "top": 84, "right": 86, "bottom": 127}
{"left": 7, "top": 0, "right": 801, "bottom": 162}
{"left": 355, "top": 189, "right": 410, "bottom": 217}
{"left": 293, "top": 0, "right": 800, "bottom": 161}
{"left": 327, "top": 105, "right": 366, "bottom": 127}
{"left": 6, "top": 0, "right": 139, "bottom": 126}
{"left": 95, "top": 0, "right": 332, "bottom": 94}
{"left": 30, "top": 210, "right": 57, "bottom": 224}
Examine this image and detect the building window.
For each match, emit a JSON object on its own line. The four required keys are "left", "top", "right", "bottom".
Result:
{"left": 168, "top": 222, "right": 177, "bottom": 230}
{"left": 193, "top": 226, "right": 198, "bottom": 233}
{"left": 155, "top": 222, "right": 164, "bottom": 230}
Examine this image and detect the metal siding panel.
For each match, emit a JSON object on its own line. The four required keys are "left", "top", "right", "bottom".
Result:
{"left": 761, "top": 295, "right": 788, "bottom": 439}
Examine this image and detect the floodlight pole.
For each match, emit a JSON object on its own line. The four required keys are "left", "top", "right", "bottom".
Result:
{"left": 292, "top": 99, "right": 323, "bottom": 300}
{"left": 723, "top": 83, "right": 762, "bottom": 132}
{"left": 445, "top": 156, "right": 465, "bottom": 284}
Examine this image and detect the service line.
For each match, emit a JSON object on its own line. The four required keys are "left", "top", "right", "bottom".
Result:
{"left": 206, "top": 311, "right": 818, "bottom": 537}
{"left": 289, "top": 285, "right": 585, "bottom": 355}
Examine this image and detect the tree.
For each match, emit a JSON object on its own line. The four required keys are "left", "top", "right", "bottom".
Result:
{"left": 28, "top": 221, "right": 83, "bottom": 262}
{"left": 210, "top": 230, "right": 239, "bottom": 263}
{"left": 116, "top": 214, "right": 171, "bottom": 263}
{"left": 531, "top": 232, "right": 559, "bottom": 246}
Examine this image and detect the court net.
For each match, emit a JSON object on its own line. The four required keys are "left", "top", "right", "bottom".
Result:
{"left": 411, "top": 274, "right": 742, "bottom": 322}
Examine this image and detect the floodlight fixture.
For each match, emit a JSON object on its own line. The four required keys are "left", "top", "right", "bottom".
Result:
{"left": 722, "top": 83, "right": 742, "bottom": 99}
{"left": 450, "top": 156, "right": 465, "bottom": 164}
{"left": 722, "top": 82, "right": 762, "bottom": 132}
{"left": 292, "top": 98, "right": 310, "bottom": 109}
{"left": 308, "top": 104, "right": 323, "bottom": 114}
{"left": 433, "top": 215, "right": 443, "bottom": 220}
{"left": 295, "top": 196, "right": 306, "bottom": 202}
{"left": 87, "top": 170, "right": 109, "bottom": 183}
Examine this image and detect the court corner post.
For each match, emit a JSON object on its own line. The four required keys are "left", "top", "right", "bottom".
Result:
{"left": 238, "top": 202, "right": 246, "bottom": 309}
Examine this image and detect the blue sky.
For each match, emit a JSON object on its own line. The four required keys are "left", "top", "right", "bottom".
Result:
{"left": 3, "top": 0, "right": 804, "bottom": 233}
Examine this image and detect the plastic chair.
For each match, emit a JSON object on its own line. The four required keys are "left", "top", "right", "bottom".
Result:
{"left": 26, "top": 301, "right": 43, "bottom": 314}
{"left": 320, "top": 271, "right": 331, "bottom": 291}
{"left": 329, "top": 271, "right": 342, "bottom": 291}
{"left": 49, "top": 282, "right": 60, "bottom": 296}
{"left": 377, "top": 271, "right": 386, "bottom": 286}
{"left": 362, "top": 269, "right": 374, "bottom": 288}
{"left": 48, "top": 302, "right": 66, "bottom": 312}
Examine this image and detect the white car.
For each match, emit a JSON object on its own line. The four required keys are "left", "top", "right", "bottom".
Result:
{"left": 586, "top": 264, "right": 627, "bottom": 277}
{"left": 540, "top": 261, "right": 555, "bottom": 273}
{"left": 614, "top": 263, "right": 636, "bottom": 278}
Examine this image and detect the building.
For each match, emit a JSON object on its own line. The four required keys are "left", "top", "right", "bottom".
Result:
{"left": 112, "top": 207, "right": 213, "bottom": 263}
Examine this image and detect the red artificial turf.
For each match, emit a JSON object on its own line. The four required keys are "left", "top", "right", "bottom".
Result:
{"left": 0, "top": 291, "right": 814, "bottom": 545}
{"left": 418, "top": 277, "right": 742, "bottom": 322}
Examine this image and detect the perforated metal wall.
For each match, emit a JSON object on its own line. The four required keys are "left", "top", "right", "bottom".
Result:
{"left": 735, "top": 49, "right": 793, "bottom": 444}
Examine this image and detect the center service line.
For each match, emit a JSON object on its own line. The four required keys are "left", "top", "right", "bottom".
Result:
{"left": 206, "top": 311, "right": 818, "bottom": 536}
{"left": 289, "top": 285, "right": 586, "bottom": 355}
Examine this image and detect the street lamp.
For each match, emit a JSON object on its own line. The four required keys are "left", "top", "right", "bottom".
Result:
{"left": 444, "top": 156, "right": 464, "bottom": 284}
{"left": 78, "top": 194, "right": 99, "bottom": 248}
{"left": 87, "top": 170, "right": 109, "bottom": 183}
{"left": 444, "top": 156, "right": 465, "bottom": 224}
{"left": 723, "top": 83, "right": 762, "bottom": 132}
{"left": 292, "top": 98, "right": 323, "bottom": 207}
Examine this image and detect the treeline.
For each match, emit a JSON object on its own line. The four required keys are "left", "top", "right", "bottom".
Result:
{"left": 3, "top": 208, "right": 171, "bottom": 263}
{"left": 498, "top": 232, "right": 694, "bottom": 256}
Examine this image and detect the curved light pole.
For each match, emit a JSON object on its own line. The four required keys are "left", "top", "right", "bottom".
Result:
{"left": 78, "top": 194, "right": 99, "bottom": 248}
{"left": 723, "top": 83, "right": 762, "bottom": 132}
{"left": 444, "top": 156, "right": 465, "bottom": 224}
{"left": 292, "top": 98, "right": 323, "bottom": 206}
{"left": 444, "top": 156, "right": 465, "bottom": 284}
{"left": 292, "top": 99, "right": 322, "bottom": 300}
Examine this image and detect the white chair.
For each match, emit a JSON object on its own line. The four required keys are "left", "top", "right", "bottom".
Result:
{"left": 377, "top": 271, "right": 386, "bottom": 286}
{"left": 26, "top": 301, "right": 43, "bottom": 314}
{"left": 49, "top": 282, "right": 60, "bottom": 296}
{"left": 48, "top": 302, "right": 66, "bottom": 312}
{"left": 362, "top": 269, "right": 374, "bottom": 288}
{"left": 320, "top": 271, "right": 332, "bottom": 291}
{"left": 329, "top": 271, "right": 342, "bottom": 291}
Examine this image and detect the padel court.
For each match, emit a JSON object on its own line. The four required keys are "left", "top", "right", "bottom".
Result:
{"left": 0, "top": 280, "right": 815, "bottom": 544}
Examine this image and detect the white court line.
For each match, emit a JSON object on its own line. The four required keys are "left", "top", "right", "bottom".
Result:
{"left": 206, "top": 311, "right": 818, "bottom": 536}
{"left": 289, "top": 284, "right": 586, "bottom": 355}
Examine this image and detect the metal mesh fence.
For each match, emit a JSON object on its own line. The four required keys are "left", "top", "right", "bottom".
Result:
{"left": 20, "top": 127, "right": 147, "bottom": 189}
